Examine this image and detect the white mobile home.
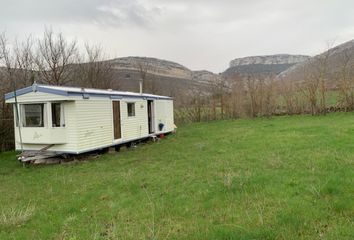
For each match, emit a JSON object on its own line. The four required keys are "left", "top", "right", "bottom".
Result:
{"left": 5, "top": 84, "right": 174, "bottom": 154}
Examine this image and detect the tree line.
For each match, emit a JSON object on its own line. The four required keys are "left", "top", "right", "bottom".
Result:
{"left": 174, "top": 45, "right": 354, "bottom": 123}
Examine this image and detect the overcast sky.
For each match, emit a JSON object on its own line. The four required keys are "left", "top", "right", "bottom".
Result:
{"left": 1, "top": 0, "right": 354, "bottom": 72}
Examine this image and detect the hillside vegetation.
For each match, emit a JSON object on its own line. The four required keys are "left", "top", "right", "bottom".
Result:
{"left": 1, "top": 113, "right": 354, "bottom": 239}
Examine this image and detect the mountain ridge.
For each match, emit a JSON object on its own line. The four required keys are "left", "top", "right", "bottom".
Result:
{"left": 230, "top": 54, "right": 310, "bottom": 67}
{"left": 278, "top": 39, "right": 354, "bottom": 85}
{"left": 2, "top": 39, "right": 353, "bottom": 94}
{"left": 222, "top": 54, "right": 310, "bottom": 77}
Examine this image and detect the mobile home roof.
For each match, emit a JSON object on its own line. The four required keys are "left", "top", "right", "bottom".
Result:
{"left": 5, "top": 84, "right": 173, "bottom": 101}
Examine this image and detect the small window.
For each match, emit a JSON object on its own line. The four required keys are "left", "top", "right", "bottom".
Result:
{"left": 127, "top": 103, "right": 135, "bottom": 117}
{"left": 21, "top": 104, "right": 44, "bottom": 127}
{"left": 51, "top": 103, "right": 62, "bottom": 127}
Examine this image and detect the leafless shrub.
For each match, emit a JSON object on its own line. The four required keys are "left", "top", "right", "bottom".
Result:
{"left": 0, "top": 33, "right": 40, "bottom": 151}
{"left": 75, "top": 43, "right": 114, "bottom": 89}
{"left": 337, "top": 47, "right": 354, "bottom": 111}
{"left": 134, "top": 57, "right": 160, "bottom": 94}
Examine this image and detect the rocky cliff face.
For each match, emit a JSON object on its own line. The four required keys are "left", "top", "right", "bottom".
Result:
{"left": 230, "top": 54, "right": 310, "bottom": 67}
{"left": 192, "top": 70, "right": 218, "bottom": 84}
{"left": 109, "top": 55, "right": 313, "bottom": 93}
{"left": 111, "top": 57, "right": 193, "bottom": 79}
{"left": 223, "top": 54, "right": 310, "bottom": 77}
{"left": 107, "top": 57, "right": 217, "bottom": 94}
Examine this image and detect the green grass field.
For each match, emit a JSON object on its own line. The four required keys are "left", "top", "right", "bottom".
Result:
{"left": 1, "top": 113, "right": 354, "bottom": 239}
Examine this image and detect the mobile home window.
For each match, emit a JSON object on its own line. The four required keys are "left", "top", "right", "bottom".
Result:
{"left": 127, "top": 103, "right": 135, "bottom": 117}
{"left": 51, "top": 103, "right": 63, "bottom": 127}
{"left": 21, "top": 104, "right": 44, "bottom": 127}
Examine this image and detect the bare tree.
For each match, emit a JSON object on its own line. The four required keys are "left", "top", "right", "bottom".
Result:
{"left": 337, "top": 47, "right": 354, "bottom": 111}
{"left": 211, "top": 74, "right": 228, "bottom": 119}
{"left": 228, "top": 74, "right": 246, "bottom": 118}
{"left": 245, "top": 75, "right": 259, "bottom": 117}
{"left": 0, "top": 33, "right": 17, "bottom": 87}
{"left": 35, "top": 28, "right": 77, "bottom": 85}
{"left": 136, "top": 58, "right": 149, "bottom": 84}
{"left": 262, "top": 76, "right": 277, "bottom": 117}
{"left": 76, "top": 43, "right": 114, "bottom": 89}
{"left": 190, "top": 88, "right": 205, "bottom": 122}
{"left": 312, "top": 48, "right": 331, "bottom": 115}
{"left": 14, "top": 36, "right": 36, "bottom": 86}
{"left": 134, "top": 58, "right": 159, "bottom": 94}
{"left": 0, "top": 33, "right": 19, "bottom": 151}
{"left": 299, "top": 64, "right": 319, "bottom": 115}
{"left": 0, "top": 34, "right": 37, "bottom": 97}
{"left": 279, "top": 78, "right": 296, "bottom": 115}
{"left": 173, "top": 89, "right": 202, "bottom": 123}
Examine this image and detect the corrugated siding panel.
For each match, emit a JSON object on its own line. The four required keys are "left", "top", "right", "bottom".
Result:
{"left": 75, "top": 100, "right": 113, "bottom": 152}
{"left": 154, "top": 100, "right": 174, "bottom": 133}
{"left": 165, "top": 100, "right": 174, "bottom": 131}
{"left": 120, "top": 100, "right": 149, "bottom": 141}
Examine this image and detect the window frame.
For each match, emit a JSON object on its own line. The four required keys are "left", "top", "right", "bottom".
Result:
{"left": 14, "top": 104, "right": 19, "bottom": 127}
{"left": 51, "top": 102, "right": 65, "bottom": 128}
{"left": 20, "top": 103, "right": 45, "bottom": 128}
{"left": 127, "top": 102, "right": 136, "bottom": 117}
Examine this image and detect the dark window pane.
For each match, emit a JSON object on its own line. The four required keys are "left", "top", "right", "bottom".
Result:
{"left": 23, "top": 104, "right": 44, "bottom": 127}
{"left": 51, "top": 103, "right": 61, "bottom": 127}
{"left": 127, "top": 103, "right": 135, "bottom": 117}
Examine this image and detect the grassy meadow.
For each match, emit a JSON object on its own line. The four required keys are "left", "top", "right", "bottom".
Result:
{"left": 0, "top": 113, "right": 354, "bottom": 239}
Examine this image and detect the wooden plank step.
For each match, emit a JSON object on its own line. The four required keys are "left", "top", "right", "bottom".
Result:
{"left": 20, "top": 152, "right": 59, "bottom": 162}
{"left": 33, "top": 158, "right": 61, "bottom": 165}
{"left": 18, "top": 144, "right": 55, "bottom": 158}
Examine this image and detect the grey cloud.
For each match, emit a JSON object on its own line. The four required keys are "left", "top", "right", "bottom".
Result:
{"left": 0, "top": 0, "right": 353, "bottom": 72}
{"left": 0, "top": 0, "right": 160, "bottom": 27}
{"left": 96, "top": 1, "right": 161, "bottom": 27}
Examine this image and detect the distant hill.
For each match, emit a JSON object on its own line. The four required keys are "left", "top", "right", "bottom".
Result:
{"left": 110, "top": 57, "right": 191, "bottom": 79}
{"left": 105, "top": 57, "right": 218, "bottom": 95}
{"left": 223, "top": 54, "right": 310, "bottom": 77}
{"left": 278, "top": 40, "right": 354, "bottom": 88}
{"left": 1, "top": 57, "right": 218, "bottom": 96}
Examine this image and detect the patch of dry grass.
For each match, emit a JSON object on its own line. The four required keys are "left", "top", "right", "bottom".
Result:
{"left": 0, "top": 205, "right": 35, "bottom": 227}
